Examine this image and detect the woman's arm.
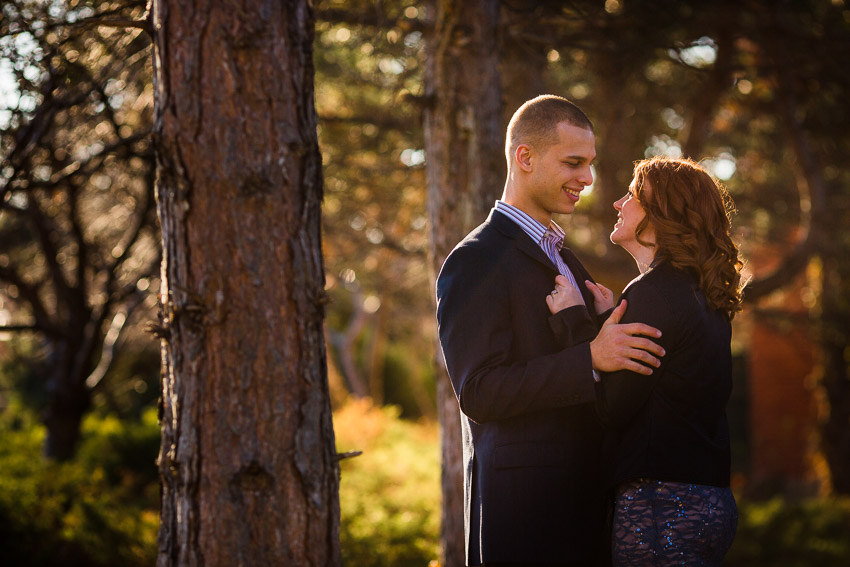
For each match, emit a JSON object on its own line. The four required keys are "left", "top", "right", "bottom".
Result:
{"left": 596, "top": 282, "right": 671, "bottom": 428}
{"left": 545, "top": 275, "right": 610, "bottom": 348}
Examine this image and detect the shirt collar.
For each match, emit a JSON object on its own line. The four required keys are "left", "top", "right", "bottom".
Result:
{"left": 495, "top": 200, "right": 565, "bottom": 248}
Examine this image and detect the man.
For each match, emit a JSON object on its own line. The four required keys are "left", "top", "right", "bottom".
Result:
{"left": 436, "top": 95, "right": 665, "bottom": 566}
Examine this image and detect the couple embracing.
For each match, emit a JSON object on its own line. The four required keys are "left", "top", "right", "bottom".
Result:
{"left": 436, "top": 95, "right": 743, "bottom": 567}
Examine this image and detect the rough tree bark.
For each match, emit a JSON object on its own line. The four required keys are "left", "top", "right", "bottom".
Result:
{"left": 423, "top": 1, "right": 502, "bottom": 565}
{"left": 151, "top": 1, "right": 340, "bottom": 565}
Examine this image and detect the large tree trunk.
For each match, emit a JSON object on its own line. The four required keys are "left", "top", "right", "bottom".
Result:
{"left": 151, "top": 1, "right": 340, "bottom": 565}
{"left": 423, "top": 1, "right": 502, "bottom": 565}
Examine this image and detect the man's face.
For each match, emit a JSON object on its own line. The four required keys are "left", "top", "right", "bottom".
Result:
{"left": 523, "top": 122, "right": 596, "bottom": 223}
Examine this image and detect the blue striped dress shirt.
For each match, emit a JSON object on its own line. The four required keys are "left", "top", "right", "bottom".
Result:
{"left": 495, "top": 200, "right": 600, "bottom": 381}
{"left": 494, "top": 200, "right": 584, "bottom": 301}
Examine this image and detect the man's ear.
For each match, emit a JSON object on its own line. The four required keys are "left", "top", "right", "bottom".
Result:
{"left": 515, "top": 144, "right": 534, "bottom": 172}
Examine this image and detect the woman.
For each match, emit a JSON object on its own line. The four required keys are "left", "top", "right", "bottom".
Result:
{"left": 546, "top": 156, "right": 743, "bottom": 566}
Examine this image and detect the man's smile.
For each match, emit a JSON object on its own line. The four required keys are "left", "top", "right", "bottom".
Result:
{"left": 564, "top": 187, "right": 582, "bottom": 200}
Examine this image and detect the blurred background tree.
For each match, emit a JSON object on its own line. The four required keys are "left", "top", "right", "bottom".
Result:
{"left": 1, "top": 0, "right": 849, "bottom": 565}
{"left": 422, "top": 1, "right": 502, "bottom": 563}
{"left": 315, "top": 0, "right": 438, "bottom": 420}
{"left": 0, "top": 0, "right": 156, "bottom": 460}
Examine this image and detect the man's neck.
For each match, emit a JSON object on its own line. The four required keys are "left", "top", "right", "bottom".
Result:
{"left": 500, "top": 196, "right": 552, "bottom": 227}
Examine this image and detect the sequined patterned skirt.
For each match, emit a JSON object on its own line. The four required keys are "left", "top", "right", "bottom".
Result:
{"left": 612, "top": 479, "right": 738, "bottom": 567}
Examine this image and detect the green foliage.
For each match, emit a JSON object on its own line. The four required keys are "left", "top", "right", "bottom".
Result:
{"left": 334, "top": 399, "right": 440, "bottom": 566}
{"left": 2, "top": 394, "right": 850, "bottom": 566}
{"left": 0, "top": 405, "right": 159, "bottom": 567}
{"left": 726, "top": 497, "right": 850, "bottom": 566}
{"left": 380, "top": 342, "right": 436, "bottom": 419}
{"left": 0, "top": 395, "right": 443, "bottom": 567}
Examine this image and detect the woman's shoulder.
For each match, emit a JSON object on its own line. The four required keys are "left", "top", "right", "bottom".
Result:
{"left": 634, "top": 261, "right": 698, "bottom": 292}
{"left": 622, "top": 261, "right": 703, "bottom": 314}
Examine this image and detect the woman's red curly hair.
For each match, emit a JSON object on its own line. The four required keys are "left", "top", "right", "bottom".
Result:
{"left": 633, "top": 156, "right": 744, "bottom": 320}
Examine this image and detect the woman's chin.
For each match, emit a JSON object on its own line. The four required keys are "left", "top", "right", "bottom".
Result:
{"left": 610, "top": 229, "right": 623, "bottom": 246}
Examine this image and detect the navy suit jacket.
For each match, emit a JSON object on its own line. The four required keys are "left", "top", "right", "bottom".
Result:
{"left": 436, "top": 208, "right": 609, "bottom": 565}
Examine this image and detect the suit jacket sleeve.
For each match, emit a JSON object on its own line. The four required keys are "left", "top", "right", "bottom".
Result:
{"left": 596, "top": 282, "right": 669, "bottom": 429}
{"left": 548, "top": 306, "right": 598, "bottom": 348}
{"left": 437, "top": 242, "right": 597, "bottom": 424}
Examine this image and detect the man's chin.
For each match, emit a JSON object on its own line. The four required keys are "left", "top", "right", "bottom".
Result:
{"left": 555, "top": 203, "right": 577, "bottom": 215}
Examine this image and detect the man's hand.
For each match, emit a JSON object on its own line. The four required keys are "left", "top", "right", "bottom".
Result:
{"left": 590, "top": 300, "right": 665, "bottom": 375}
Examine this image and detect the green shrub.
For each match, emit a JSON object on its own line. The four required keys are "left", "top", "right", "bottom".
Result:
{"left": 726, "top": 496, "right": 850, "bottom": 566}
{"left": 0, "top": 406, "right": 159, "bottom": 567}
{"left": 335, "top": 399, "right": 440, "bottom": 566}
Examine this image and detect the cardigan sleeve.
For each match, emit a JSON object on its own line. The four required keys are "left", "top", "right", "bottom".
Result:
{"left": 596, "top": 281, "right": 671, "bottom": 429}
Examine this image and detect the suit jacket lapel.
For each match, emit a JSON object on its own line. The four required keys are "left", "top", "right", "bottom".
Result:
{"left": 488, "top": 209, "right": 557, "bottom": 273}
{"left": 488, "top": 208, "right": 599, "bottom": 312}
{"left": 560, "top": 248, "right": 595, "bottom": 306}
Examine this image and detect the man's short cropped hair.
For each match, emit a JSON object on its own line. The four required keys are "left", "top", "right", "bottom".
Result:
{"left": 506, "top": 95, "right": 594, "bottom": 162}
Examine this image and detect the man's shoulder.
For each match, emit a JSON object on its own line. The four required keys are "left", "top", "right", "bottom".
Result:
{"left": 437, "top": 215, "right": 515, "bottom": 283}
{"left": 448, "top": 213, "right": 515, "bottom": 256}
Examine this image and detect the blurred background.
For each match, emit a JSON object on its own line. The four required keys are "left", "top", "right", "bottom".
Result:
{"left": 1, "top": 0, "right": 849, "bottom": 565}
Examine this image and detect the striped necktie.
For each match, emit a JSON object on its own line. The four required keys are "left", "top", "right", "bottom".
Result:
{"left": 540, "top": 229, "right": 584, "bottom": 304}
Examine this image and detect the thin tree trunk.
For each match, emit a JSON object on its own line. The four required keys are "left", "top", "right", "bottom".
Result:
{"left": 367, "top": 306, "right": 386, "bottom": 405}
{"left": 500, "top": 13, "right": 547, "bottom": 133}
{"left": 43, "top": 305, "right": 103, "bottom": 460}
{"left": 591, "top": 51, "right": 631, "bottom": 265}
{"left": 423, "top": 1, "right": 502, "bottom": 565}
{"left": 818, "top": 249, "right": 850, "bottom": 493}
{"left": 152, "top": 1, "right": 340, "bottom": 565}
{"left": 43, "top": 340, "right": 90, "bottom": 460}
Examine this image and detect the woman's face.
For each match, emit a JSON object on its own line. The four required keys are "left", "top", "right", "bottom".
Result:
{"left": 611, "top": 176, "right": 654, "bottom": 252}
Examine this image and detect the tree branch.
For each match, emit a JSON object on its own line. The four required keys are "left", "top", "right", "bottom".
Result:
{"left": 681, "top": 20, "right": 738, "bottom": 159}
{"left": 319, "top": 112, "right": 413, "bottom": 132}
{"left": 75, "top": 18, "right": 151, "bottom": 33}
{"left": 316, "top": 8, "right": 428, "bottom": 33}
{"left": 85, "top": 298, "right": 136, "bottom": 390}
{"left": 25, "top": 195, "right": 76, "bottom": 309}
{"left": 0, "top": 266, "right": 57, "bottom": 335}
{"left": 0, "top": 324, "right": 44, "bottom": 333}
{"left": 68, "top": 181, "right": 88, "bottom": 295}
